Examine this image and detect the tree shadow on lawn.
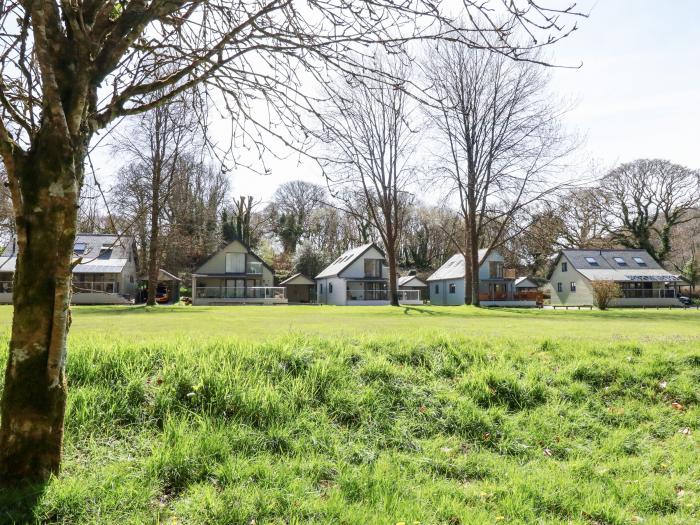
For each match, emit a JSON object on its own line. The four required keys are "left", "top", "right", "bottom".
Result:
{"left": 0, "top": 481, "right": 47, "bottom": 523}
{"left": 401, "top": 306, "right": 448, "bottom": 316}
{"left": 72, "top": 305, "right": 209, "bottom": 317}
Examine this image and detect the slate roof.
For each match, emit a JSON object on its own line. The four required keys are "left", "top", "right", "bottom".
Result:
{"left": 426, "top": 250, "right": 488, "bottom": 281}
{"left": 0, "top": 233, "right": 135, "bottom": 275}
{"left": 549, "top": 249, "right": 682, "bottom": 282}
{"left": 315, "top": 243, "right": 385, "bottom": 279}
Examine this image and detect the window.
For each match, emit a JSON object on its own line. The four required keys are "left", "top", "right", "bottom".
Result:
{"left": 561, "top": 262, "right": 568, "bottom": 272}
{"left": 489, "top": 261, "right": 504, "bottom": 278}
{"left": 225, "top": 252, "right": 246, "bottom": 273}
{"left": 557, "top": 282, "right": 563, "bottom": 292}
{"left": 434, "top": 284, "right": 439, "bottom": 294}
{"left": 329, "top": 283, "right": 333, "bottom": 294}
{"left": 570, "top": 282, "right": 576, "bottom": 292}
{"left": 74, "top": 242, "right": 86, "bottom": 255}
{"left": 449, "top": 283, "right": 456, "bottom": 294}
{"left": 319, "top": 283, "right": 323, "bottom": 293}
{"left": 633, "top": 257, "right": 647, "bottom": 266}
{"left": 364, "top": 259, "right": 383, "bottom": 277}
{"left": 613, "top": 256, "right": 627, "bottom": 266}
{"left": 129, "top": 275, "right": 134, "bottom": 283}
{"left": 585, "top": 257, "right": 599, "bottom": 266}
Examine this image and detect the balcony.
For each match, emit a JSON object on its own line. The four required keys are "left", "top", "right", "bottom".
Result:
{"left": 620, "top": 288, "right": 676, "bottom": 299}
{"left": 194, "top": 286, "right": 287, "bottom": 304}
{"left": 247, "top": 261, "right": 263, "bottom": 275}
{"left": 347, "top": 289, "right": 388, "bottom": 301}
{"left": 72, "top": 281, "right": 119, "bottom": 294}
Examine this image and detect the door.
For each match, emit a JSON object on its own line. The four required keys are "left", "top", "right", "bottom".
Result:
{"left": 226, "top": 279, "right": 245, "bottom": 298}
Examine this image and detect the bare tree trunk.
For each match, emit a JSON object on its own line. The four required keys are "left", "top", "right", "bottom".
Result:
{"left": 467, "top": 174, "right": 480, "bottom": 307}
{"left": 0, "top": 133, "right": 81, "bottom": 484}
{"left": 463, "top": 217, "right": 472, "bottom": 305}
{"left": 146, "top": 199, "right": 160, "bottom": 306}
{"left": 387, "top": 245, "right": 399, "bottom": 306}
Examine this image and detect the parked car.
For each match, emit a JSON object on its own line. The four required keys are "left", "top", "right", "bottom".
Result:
{"left": 678, "top": 296, "right": 691, "bottom": 306}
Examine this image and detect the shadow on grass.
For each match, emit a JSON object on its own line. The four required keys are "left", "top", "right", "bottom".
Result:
{"left": 0, "top": 481, "right": 46, "bottom": 523}
{"left": 73, "top": 304, "right": 208, "bottom": 316}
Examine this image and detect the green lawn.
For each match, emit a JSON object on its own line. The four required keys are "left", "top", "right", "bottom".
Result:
{"left": 1, "top": 305, "right": 699, "bottom": 524}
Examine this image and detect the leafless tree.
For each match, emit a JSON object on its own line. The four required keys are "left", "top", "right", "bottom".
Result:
{"left": 114, "top": 97, "right": 197, "bottom": 305}
{"left": 425, "top": 41, "right": 574, "bottom": 305}
{"left": 319, "top": 59, "right": 419, "bottom": 306}
{"left": 400, "top": 204, "right": 460, "bottom": 271}
{"left": 555, "top": 187, "right": 613, "bottom": 249}
{"left": 0, "top": 0, "right": 583, "bottom": 483}
{"left": 160, "top": 157, "right": 229, "bottom": 274}
{"left": 268, "top": 180, "right": 326, "bottom": 254}
{"left": 601, "top": 159, "right": 699, "bottom": 264}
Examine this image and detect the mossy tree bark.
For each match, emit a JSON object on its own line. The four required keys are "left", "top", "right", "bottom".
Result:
{"left": 0, "top": 124, "right": 86, "bottom": 484}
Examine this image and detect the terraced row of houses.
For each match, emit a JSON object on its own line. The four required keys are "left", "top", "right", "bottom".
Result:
{"left": 0, "top": 235, "right": 688, "bottom": 307}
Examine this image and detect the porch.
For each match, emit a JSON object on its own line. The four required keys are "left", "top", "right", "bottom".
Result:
{"left": 345, "top": 280, "right": 421, "bottom": 305}
{"left": 479, "top": 279, "right": 540, "bottom": 307}
{"left": 192, "top": 274, "right": 287, "bottom": 305}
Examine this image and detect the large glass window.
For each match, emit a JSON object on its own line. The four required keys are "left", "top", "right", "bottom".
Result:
{"left": 225, "top": 252, "right": 246, "bottom": 273}
{"left": 489, "top": 261, "right": 504, "bottom": 278}
{"left": 364, "top": 259, "right": 383, "bottom": 277}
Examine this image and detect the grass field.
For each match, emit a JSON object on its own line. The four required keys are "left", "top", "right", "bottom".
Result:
{"left": 0, "top": 305, "right": 699, "bottom": 524}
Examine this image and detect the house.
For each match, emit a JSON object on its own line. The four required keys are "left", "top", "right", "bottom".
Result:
{"left": 315, "top": 243, "right": 422, "bottom": 305}
{"left": 280, "top": 273, "right": 315, "bottom": 303}
{"left": 514, "top": 276, "right": 545, "bottom": 305}
{"left": 398, "top": 273, "right": 428, "bottom": 302}
{"left": 546, "top": 249, "right": 684, "bottom": 307}
{"left": 0, "top": 233, "right": 139, "bottom": 304}
{"left": 191, "top": 239, "right": 286, "bottom": 305}
{"left": 427, "top": 249, "right": 536, "bottom": 306}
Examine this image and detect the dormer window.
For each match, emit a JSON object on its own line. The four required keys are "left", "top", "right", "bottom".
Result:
{"left": 74, "top": 242, "right": 86, "bottom": 255}
{"left": 585, "top": 257, "right": 599, "bottom": 266}
{"left": 613, "top": 257, "right": 627, "bottom": 266}
{"left": 633, "top": 257, "right": 647, "bottom": 266}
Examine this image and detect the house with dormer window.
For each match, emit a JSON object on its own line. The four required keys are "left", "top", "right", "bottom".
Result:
{"left": 191, "top": 239, "right": 286, "bottom": 305}
{"left": 0, "top": 233, "right": 139, "bottom": 304}
{"left": 546, "top": 249, "right": 684, "bottom": 307}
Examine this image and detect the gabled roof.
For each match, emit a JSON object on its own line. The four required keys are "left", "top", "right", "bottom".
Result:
{"left": 514, "top": 276, "right": 539, "bottom": 288}
{"left": 398, "top": 275, "right": 427, "bottom": 288}
{"left": 315, "top": 243, "right": 385, "bottom": 279}
{"left": 426, "top": 250, "right": 489, "bottom": 282}
{"left": 194, "top": 238, "right": 274, "bottom": 275}
{"left": 547, "top": 249, "right": 682, "bottom": 282}
{"left": 280, "top": 273, "right": 315, "bottom": 286}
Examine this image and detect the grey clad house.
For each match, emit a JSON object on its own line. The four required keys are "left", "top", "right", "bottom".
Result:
{"left": 427, "top": 249, "right": 536, "bottom": 306}
{"left": 0, "top": 233, "right": 139, "bottom": 304}
{"left": 191, "top": 239, "right": 287, "bottom": 305}
{"left": 316, "top": 243, "right": 390, "bottom": 306}
{"left": 547, "top": 249, "right": 685, "bottom": 307}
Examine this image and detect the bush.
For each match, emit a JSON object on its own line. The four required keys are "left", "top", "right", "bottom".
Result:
{"left": 591, "top": 280, "right": 622, "bottom": 310}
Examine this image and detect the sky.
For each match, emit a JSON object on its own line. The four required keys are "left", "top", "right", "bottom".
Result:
{"left": 94, "top": 1, "right": 700, "bottom": 204}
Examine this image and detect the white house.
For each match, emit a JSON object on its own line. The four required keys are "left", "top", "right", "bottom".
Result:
{"left": 547, "top": 249, "right": 685, "bottom": 307}
{"left": 191, "top": 239, "right": 286, "bottom": 305}
{"left": 0, "top": 233, "right": 139, "bottom": 304}
{"left": 316, "top": 243, "right": 390, "bottom": 305}
{"left": 427, "top": 249, "right": 536, "bottom": 306}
